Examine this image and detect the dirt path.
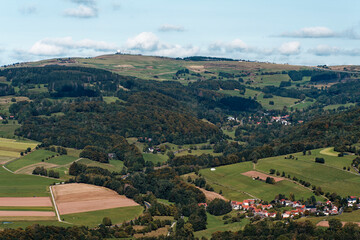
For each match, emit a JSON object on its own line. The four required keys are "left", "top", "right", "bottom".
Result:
{"left": 15, "top": 162, "right": 58, "bottom": 174}
{"left": 319, "top": 147, "right": 338, "bottom": 157}
{"left": 196, "top": 187, "right": 227, "bottom": 201}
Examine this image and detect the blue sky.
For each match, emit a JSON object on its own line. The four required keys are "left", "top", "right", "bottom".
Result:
{"left": 1, "top": 0, "right": 360, "bottom": 66}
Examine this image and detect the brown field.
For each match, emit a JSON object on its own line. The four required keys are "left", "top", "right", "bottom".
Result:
{"left": 52, "top": 183, "right": 139, "bottom": 215}
{"left": 316, "top": 221, "right": 360, "bottom": 227}
{"left": 0, "top": 211, "right": 55, "bottom": 217}
{"left": 197, "top": 187, "right": 227, "bottom": 201}
{"left": 0, "top": 197, "right": 52, "bottom": 207}
{"left": 241, "top": 171, "right": 284, "bottom": 182}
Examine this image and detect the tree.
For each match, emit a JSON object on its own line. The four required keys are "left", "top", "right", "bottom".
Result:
{"left": 315, "top": 157, "right": 325, "bottom": 164}
{"left": 102, "top": 217, "right": 112, "bottom": 226}
{"left": 265, "top": 177, "right": 275, "bottom": 184}
{"left": 207, "top": 199, "right": 232, "bottom": 216}
{"left": 329, "top": 218, "right": 342, "bottom": 231}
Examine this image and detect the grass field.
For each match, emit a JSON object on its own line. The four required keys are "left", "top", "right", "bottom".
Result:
{"left": 198, "top": 161, "right": 317, "bottom": 202}
{"left": 256, "top": 149, "right": 360, "bottom": 197}
{"left": 223, "top": 88, "right": 301, "bottom": 110}
{"left": 0, "top": 206, "right": 53, "bottom": 211}
{"left": 77, "top": 158, "right": 124, "bottom": 172}
{"left": 0, "top": 220, "right": 69, "bottom": 229}
{"left": 0, "top": 167, "right": 59, "bottom": 197}
{"left": 194, "top": 212, "right": 250, "bottom": 239}
{"left": 297, "top": 210, "right": 360, "bottom": 225}
{"left": 62, "top": 206, "right": 143, "bottom": 227}
{"left": 0, "top": 137, "right": 38, "bottom": 159}
{"left": 251, "top": 74, "right": 290, "bottom": 88}
{"left": 47, "top": 155, "right": 78, "bottom": 165}
{"left": 143, "top": 153, "right": 168, "bottom": 164}
{"left": 6, "top": 150, "right": 56, "bottom": 172}
{"left": 324, "top": 103, "right": 356, "bottom": 110}
{"left": 0, "top": 122, "right": 21, "bottom": 139}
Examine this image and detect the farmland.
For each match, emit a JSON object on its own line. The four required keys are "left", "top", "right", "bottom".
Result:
{"left": 198, "top": 161, "right": 318, "bottom": 202}
{"left": 62, "top": 206, "right": 143, "bottom": 227}
{"left": 6, "top": 150, "right": 59, "bottom": 172}
{"left": 0, "top": 166, "right": 59, "bottom": 197}
{"left": 194, "top": 212, "right": 250, "bottom": 239}
{"left": 255, "top": 148, "right": 360, "bottom": 197}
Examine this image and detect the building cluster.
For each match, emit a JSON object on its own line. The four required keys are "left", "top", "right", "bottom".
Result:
{"left": 230, "top": 198, "right": 342, "bottom": 219}
{"left": 271, "top": 115, "right": 291, "bottom": 125}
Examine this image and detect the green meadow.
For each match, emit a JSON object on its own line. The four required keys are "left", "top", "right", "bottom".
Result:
{"left": 62, "top": 206, "right": 143, "bottom": 227}
{"left": 194, "top": 212, "right": 250, "bottom": 239}
{"left": 198, "top": 161, "right": 317, "bottom": 202}
{"left": 256, "top": 148, "right": 360, "bottom": 197}
{"left": 6, "top": 150, "right": 57, "bottom": 172}
{"left": 0, "top": 166, "right": 59, "bottom": 197}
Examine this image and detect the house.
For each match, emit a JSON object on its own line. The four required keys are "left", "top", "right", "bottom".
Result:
{"left": 198, "top": 203, "right": 207, "bottom": 209}
{"left": 282, "top": 211, "right": 291, "bottom": 218}
{"left": 347, "top": 196, "right": 357, "bottom": 206}
{"left": 231, "top": 201, "right": 242, "bottom": 210}
{"left": 108, "top": 153, "right": 116, "bottom": 159}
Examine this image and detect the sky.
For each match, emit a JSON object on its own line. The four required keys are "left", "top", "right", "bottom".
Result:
{"left": 1, "top": 0, "right": 360, "bottom": 66}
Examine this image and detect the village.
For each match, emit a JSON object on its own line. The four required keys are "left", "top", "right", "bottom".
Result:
{"left": 199, "top": 196, "right": 360, "bottom": 220}
{"left": 229, "top": 196, "right": 360, "bottom": 220}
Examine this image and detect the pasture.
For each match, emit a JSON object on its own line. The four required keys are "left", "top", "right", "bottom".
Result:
{"left": 6, "top": 150, "right": 57, "bottom": 172}
{"left": 63, "top": 205, "right": 143, "bottom": 227}
{"left": 220, "top": 88, "right": 301, "bottom": 110}
{"left": 0, "top": 166, "right": 59, "bottom": 197}
{"left": 0, "top": 137, "right": 38, "bottom": 159}
{"left": 194, "top": 212, "right": 250, "bottom": 239}
{"left": 198, "top": 161, "right": 317, "bottom": 202}
{"left": 77, "top": 158, "right": 124, "bottom": 172}
{"left": 256, "top": 148, "right": 360, "bottom": 197}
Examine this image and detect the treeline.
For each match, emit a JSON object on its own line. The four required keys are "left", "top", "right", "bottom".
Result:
{"left": 210, "top": 219, "right": 360, "bottom": 240}
{"left": 188, "top": 79, "right": 245, "bottom": 92}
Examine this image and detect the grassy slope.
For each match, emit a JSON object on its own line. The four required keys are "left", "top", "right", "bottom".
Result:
{"left": 0, "top": 220, "right": 69, "bottom": 229}
{"left": 256, "top": 148, "right": 360, "bottom": 197}
{"left": 63, "top": 206, "right": 143, "bottom": 227}
{"left": 194, "top": 212, "right": 250, "bottom": 239}
{"left": 0, "top": 166, "right": 59, "bottom": 197}
{"left": 199, "top": 161, "right": 316, "bottom": 201}
{"left": 220, "top": 88, "right": 300, "bottom": 110}
{"left": 143, "top": 153, "right": 168, "bottom": 164}
{"left": 77, "top": 158, "right": 124, "bottom": 172}
{"left": 6, "top": 150, "right": 56, "bottom": 172}
{"left": 47, "top": 155, "right": 78, "bottom": 165}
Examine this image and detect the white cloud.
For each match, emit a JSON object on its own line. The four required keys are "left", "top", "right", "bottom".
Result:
{"left": 309, "top": 45, "right": 360, "bottom": 56}
{"left": 125, "top": 32, "right": 199, "bottom": 57}
{"left": 64, "top": 4, "right": 98, "bottom": 18}
{"left": 19, "top": 4, "right": 37, "bottom": 15}
{"left": 278, "top": 41, "right": 301, "bottom": 55}
{"left": 69, "top": 0, "right": 95, "bottom": 5}
{"left": 159, "top": 24, "right": 185, "bottom": 32}
{"left": 209, "top": 39, "right": 249, "bottom": 53}
{"left": 280, "top": 27, "right": 335, "bottom": 38}
{"left": 126, "top": 32, "right": 164, "bottom": 51}
{"left": 27, "top": 37, "right": 117, "bottom": 56}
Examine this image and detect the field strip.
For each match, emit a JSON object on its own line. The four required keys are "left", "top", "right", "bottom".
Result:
{"left": 50, "top": 186, "right": 62, "bottom": 222}
{"left": 0, "top": 197, "right": 52, "bottom": 207}
{"left": 0, "top": 211, "right": 55, "bottom": 217}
